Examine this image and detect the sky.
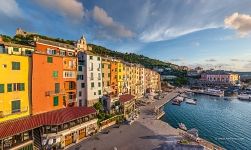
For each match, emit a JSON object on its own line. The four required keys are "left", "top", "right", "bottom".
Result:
{"left": 1, "top": 0, "right": 251, "bottom": 71}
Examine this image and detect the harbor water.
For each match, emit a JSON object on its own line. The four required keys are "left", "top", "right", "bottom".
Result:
{"left": 162, "top": 94, "right": 251, "bottom": 150}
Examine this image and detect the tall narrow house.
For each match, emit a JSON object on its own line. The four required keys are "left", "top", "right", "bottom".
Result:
{"left": 76, "top": 36, "right": 103, "bottom": 107}
{"left": 32, "top": 38, "right": 77, "bottom": 114}
{"left": 0, "top": 42, "right": 34, "bottom": 123}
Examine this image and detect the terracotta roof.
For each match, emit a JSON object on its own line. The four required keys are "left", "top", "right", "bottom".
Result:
{"left": 0, "top": 107, "right": 96, "bottom": 139}
{"left": 119, "top": 94, "right": 135, "bottom": 103}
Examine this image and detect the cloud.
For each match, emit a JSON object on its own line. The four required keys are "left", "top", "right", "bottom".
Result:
{"left": 92, "top": 6, "right": 134, "bottom": 38}
{"left": 224, "top": 12, "right": 251, "bottom": 37}
{"left": 0, "top": 0, "right": 22, "bottom": 18}
{"left": 205, "top": 58, "right": 217, "bottom": 62}
{"left": 34, "top": 0, "right": 84, "bottom": 22}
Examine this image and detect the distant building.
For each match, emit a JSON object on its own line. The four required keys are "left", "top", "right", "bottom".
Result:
{"left": 16, "top": 28, "right": 37, "bottom": 37}
{"left": 200, "top": 71, "right": 240, "bottom": 85}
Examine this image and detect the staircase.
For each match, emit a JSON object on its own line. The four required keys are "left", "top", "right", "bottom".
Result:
{"left": 33, "top": 128, "right": 42, "bottom": 150}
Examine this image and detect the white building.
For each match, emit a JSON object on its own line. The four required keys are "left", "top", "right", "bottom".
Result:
{"left": 77, "top": 36, "right": 103, "bottom": 107}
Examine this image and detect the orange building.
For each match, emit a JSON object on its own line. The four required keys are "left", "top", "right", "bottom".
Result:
{"left": 32, "top": 53, "right": 65, "bottom": 114}
{"left": 32, "top": 39, "right": 77, "bottom": 115}
{"left": 110, "top": 60, "right": 118, "bottom": 96}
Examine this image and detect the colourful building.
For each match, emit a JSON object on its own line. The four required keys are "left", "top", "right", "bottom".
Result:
{"left": 32, "top": 53, "right": 65, "bottom": 114}
{"left": 110, "top": 60, "right": 119, "bottom": 96}
{"left": 32, "top": 39, "right": 77, "bottom": 114}
{"left": 117, "top": 61, "right": 125, "bottom": 94}
{"left": 102, "top": 57, "right": 111, "bottom": 95}
{"left": 0, "top": 43, "right": 33, "bottom": 122}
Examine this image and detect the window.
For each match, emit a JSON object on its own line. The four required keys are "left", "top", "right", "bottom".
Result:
{"left": 97, "top": 57, "right": 100, "bottom": 61}
{"left": 102, "top": 64, "right": 104, "bottom": 68}
{"left": 12, "top": 100, "right": 20, "bottom": 113}
{"left": 13, "top": 47, "right": 19, "bottom": 52}
{"left": 20, "top": 83, "right": 25, "bottom": 91}
{"left": 94, "top": 92, "right": 96, "bottom": 95}
{"left": 0, "top": 84, "right": 4, "bottom": 93}
{"left": 55, "top": 83, "right": 60, "bottom": 93}
{"left": 7, "top": 84, "right": 12, "bottom": 92}
{"left": 90, "top": 56, "right": 93, "bottom": 60}
{"left": 98, "top": 82, "right": 101, "bottom": 87}
{"left": 60, "top": 50, "right": 66, "bottom": 56}
{"left": 68, "top": 52, "right": 74, "bottom": 56}
{"left": 108, "top": 73, "right": 110, "bottom": 77}
{"left": 12, "top": 62, "right": 20, "bottom": 70}
{"left": 81, "top": 83, "right": 85, "bottom": 88}
{"left": 102, "top": 73, "right": 104, "bottom": 77}
{"left": 47, "top": 57, "right": 53, "bottom": 63}
{"left": 91, "top": 73, "right": 94, "bottom": 80}
{"left": 79, "top": 91, "right": 82, "bottom": 96}
{"left": 53, "top": 96, "right": 59, "bottom": 106}
{"left": 107, "top": 81, "right": 110, "bottom": 86}
{"left": 91, "top": 82, "right": 94, "bottom": 88}
{"left": 78, "top": 66, "right": 82, "bottom": 71}
{"left": 25, "top": 49, "right": 32, "bottom": 55}
{"left": 53, "top": 71, "right": 58, "bottom": 78}
{"left": 98, "top": 90, "right": 101, "bottom": 95}
{"left": 77, "top": 75, "right": 84, "bottom": 80}
{"left": 108, "top": 65, "right": 110, "bottom": 69}
{"left": 119, "top": 69, "right": 121, "bottom": 72}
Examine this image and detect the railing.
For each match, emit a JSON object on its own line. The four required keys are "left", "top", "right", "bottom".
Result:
{"left": 45, "top": 89, "right": 66, "bottom": 96}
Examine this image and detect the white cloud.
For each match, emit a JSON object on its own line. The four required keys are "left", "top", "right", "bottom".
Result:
{"left": 0, "top": 0, "right": 22, "bottom": 18}
{"left": 93, "top": 6, "right": 134, "bottom": 38}
{"left": 35, "top": 0, "right": 84, "bottom": 22}
{"left": 224, "top": 12, "right": 251, "bottom": 37}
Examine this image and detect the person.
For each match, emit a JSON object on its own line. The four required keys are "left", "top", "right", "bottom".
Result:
{"left": 114, "top": 146, "right": 118, "bottom": 150}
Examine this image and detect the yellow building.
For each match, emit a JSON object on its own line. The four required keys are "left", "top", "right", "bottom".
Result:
{"left": 117, "top": 61, "right": 124, "bottom": 94}
{"left": 0, "top": 53, "right": 31, "bottom": 122}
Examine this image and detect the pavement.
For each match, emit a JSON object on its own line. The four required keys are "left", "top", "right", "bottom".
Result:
{"left": 68, "top": 90, "right": 207, "bottom": 150}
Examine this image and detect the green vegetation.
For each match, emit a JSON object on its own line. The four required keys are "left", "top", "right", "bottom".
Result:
{"left": 89, "top": 44, "right": 176, "bottom": 69}
{"left": 1, "top": 33, "right": 184, "bottom": 72}
{"left": 173, "top": 77, "right": 188, "bottom": 87}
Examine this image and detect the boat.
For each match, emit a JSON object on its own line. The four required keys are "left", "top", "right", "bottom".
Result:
{"left": 178, "top": 123, "right": 187, "bottom": 131}
{"left": 205, "top": 89, "right": 224, "bottom": 97}
{"left": 185, "top": 98, "right": 196, "bottom": 105}
{"left": 238, "top": 94, "right": 251, "bottom": 101}
{"left": 172, "top": 100, "right": 181, "bottom": 105}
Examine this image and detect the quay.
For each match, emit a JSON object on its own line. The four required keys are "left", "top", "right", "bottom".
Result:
{"left": 69, "top": 89, "right": 224, "bottom": 150}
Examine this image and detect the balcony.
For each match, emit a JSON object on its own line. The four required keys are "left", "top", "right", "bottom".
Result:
{"left": 45, "top": 89, "right": 66, "bottom": 96}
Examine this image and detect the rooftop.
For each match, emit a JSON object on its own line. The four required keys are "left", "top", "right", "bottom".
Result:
{"left": 119, "top": 94, "right": 135, "bottom": 103}
{"left": 0, "top": 107, "right": 96, "bottom": 139}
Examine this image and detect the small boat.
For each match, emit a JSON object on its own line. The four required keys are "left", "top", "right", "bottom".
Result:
{"left": 178, "top": 123, "right": 187, "bottom": 131}
{"left": 185, "top": 98, "right": 196, "bottom": 105}
{"left": 238, "top": 94, "right": 251, "bottom": 101}
{"left": 172, "top": 101, "right": 180, "bottom": 105}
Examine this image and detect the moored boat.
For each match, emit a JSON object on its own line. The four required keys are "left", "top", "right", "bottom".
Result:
{"left": 185, "top": 98, "right": 197, "bottom": 105}
{"left": 238, "top": 94, "right": 251, "bottom": 101}
{"left": 178, "top": 123, "right": 187, "bottom": 131}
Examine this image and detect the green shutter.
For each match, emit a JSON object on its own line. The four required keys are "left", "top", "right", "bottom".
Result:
{"left": 53, "top": 96, "right": 59, "bottom": 106}
{"left": 13, "top": 47, "right": 19, "bottom": 52}
{"left": 98, "top": 90, "right": 101, "bottom": 95}
{"left": 55, "top": 83, "right": 60, "bottom": 93}
{"left": 53, "top": 71, "right": 58, "bottom": 78}
{"left": 0, "top": 84, "right": 4, "bottom": 93}
{"left": 7, "top": 84, "right": 12, "bottom": 92}
{"left": 20, "top": 83, "right": 25, "bottom": 91}
{"left": 12, "top": 62, "right": 20, "bottom": 70}
{"left": 47, "top": 57, "right": 53, "bottom": 63}
{"left": 91, "top": 82, "right": 94, "bottom": 87}
{"left": 12, "top": 100, "right": 20, "bottom": 113}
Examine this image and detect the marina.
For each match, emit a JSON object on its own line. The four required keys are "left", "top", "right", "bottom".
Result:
{"left": 162, "top": 94, "right": 251, "bottom": 150}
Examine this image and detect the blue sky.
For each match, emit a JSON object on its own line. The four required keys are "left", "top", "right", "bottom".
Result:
{"left": 1, "top": 0, "right": 251, "bottom": 71}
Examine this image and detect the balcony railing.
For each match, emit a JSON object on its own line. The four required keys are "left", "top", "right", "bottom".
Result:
{"left": 45, "top": 89, "right": 66, "bottom": 96}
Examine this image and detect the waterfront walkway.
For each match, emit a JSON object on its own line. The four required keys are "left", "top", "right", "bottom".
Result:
{"left": 69, "top": 90, "right": 224, "bottom": 150}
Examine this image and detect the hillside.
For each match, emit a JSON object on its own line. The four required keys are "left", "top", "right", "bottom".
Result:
{"left": 0, "top": 34, "right": 178, "bottom": 70}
